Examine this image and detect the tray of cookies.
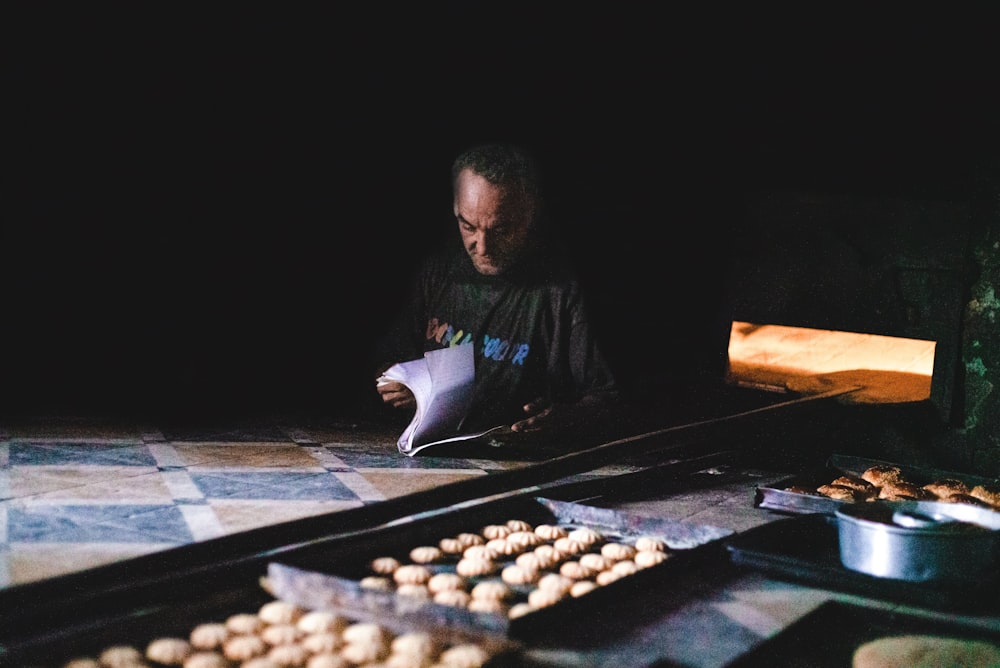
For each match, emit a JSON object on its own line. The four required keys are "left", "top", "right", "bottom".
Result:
{"left": 1, "top": 565, "right": 522, "bottom": 667}
{"left": 754, "top": 453, "right": 1000, "bottom": 516}
{"left": 266, "top": 496, "right": 734, "bottom": 641}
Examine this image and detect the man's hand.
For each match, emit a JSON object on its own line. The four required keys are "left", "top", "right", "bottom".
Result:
{"left": 510, "top": 394, "right": 619, "bottom": 435}
{"left": 510, "top": 396, "right": 554, "bottom": 433}
{"left": 376, "top": 379, "right": 416, "bottom": 410}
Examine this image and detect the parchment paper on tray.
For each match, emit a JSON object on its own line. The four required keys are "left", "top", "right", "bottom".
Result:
{"left": 537, "top": 497, "right": 733, "bottom": 549}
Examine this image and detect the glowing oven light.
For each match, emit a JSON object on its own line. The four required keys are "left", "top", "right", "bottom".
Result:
{"left": 726, "top": 321, "right": 936, "bottom": 404}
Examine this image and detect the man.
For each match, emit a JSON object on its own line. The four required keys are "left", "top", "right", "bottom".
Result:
{"left": 374, "top": 143, "right": 621, "bottom": 446}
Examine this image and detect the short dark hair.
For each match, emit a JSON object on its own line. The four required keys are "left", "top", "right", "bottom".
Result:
{"left": 451, "top": 143, "right": 542, "bottom": 205}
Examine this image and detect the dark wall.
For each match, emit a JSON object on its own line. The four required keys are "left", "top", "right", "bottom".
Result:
{"left": 5, "top": 6, "right": 998, "bottom": 422}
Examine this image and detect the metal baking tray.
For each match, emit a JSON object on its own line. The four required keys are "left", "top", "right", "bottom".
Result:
{"left": 754, "top": 453, "right": 1000, "bottom": 515}
{"left": 724, "top": 512, "right": 1000, "bottom": 613}
{"left": 267, "top": 496, "right": 734, "bottom": 641}
{"left": 723, "top": 599, "right": 1000, "bottom": 667}
{"left": 0, "top": 564, "right": 522, "bottom": 668}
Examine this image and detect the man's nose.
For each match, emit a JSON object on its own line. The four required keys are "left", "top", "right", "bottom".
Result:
{"left": 475, "top": 230, "right": 492, "bottom": 255}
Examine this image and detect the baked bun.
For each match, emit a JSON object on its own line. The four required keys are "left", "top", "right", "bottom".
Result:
{"left": 861, "top": 464, "right": 903, "bottom": 487}
{"left": 969, "top": 484, "right": 1000, "bottom": 508}
{"left": 923, "top": 478, "right": 970, "bottom": 498}
{"left": 852, "top": 634, "right": 1000, "bottom": 668}
{"left": 832, "top": 475, "right": 877, "bottom": 492}
{"left": 833, "top": 477, "right": 880, "bottom": 501}
{"left": 817, "top": 484, "right": 863, "bottom": 502}
{"left": 877, "top": 481, "right": 936, "bottom": 501}
{"left": 940, "top": 492, "right": 995, "bottom": 508}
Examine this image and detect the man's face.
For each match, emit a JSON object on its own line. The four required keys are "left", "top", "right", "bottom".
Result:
{"left": 453, "top": 168, "right": 533, "bottom": 276}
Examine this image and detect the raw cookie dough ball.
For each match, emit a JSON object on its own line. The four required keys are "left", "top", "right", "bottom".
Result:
{"left": 463, "top": 544, "right": 501, "bottom": 561}
{"left": 340, "top": 640, "right": 388, "bottom": 665}
{"left": 634, "top": 536, "right": 667, "bottom": 553}
{"left": 371, "top": 556, "right": 402, "bottom": 575}
{"left": 393, "top": 564, "right": 432, "bottom": 585}
{"left": 455, "top": 532, "right": 486, "bottom": 548}
{"left": 467, "top": 597, "right": 505, "bottom": 614}
{"left": 567, "top": 526, "right": 603, "bottom": 547}
{"left": 611, "top": 560, "right": 639, "bottom": 577}
{"left": 301, "top": 633, "right": 343, "bottom": 655}
{"left": 552, "top": 538, "right": 586, "bottom": 556}
{"left": 438, "top": 643, "right": 490, "bottom": 668}
{"left": 260, "top": 623, "right": 301, "bottom": 647}
{"left": 223, "top": 634, "right": 267, "bottom": 662}
{"left": 409, "top": 545, "right": 445, "bottom": 564}
{"left": 360, "top": 575, "right": 393, "bottom": 591}
{"left": 570, "top": 580, "right": 598, "bottom": 597}
{"left": 267, "top": 643, "right": 310, "bottom": 667}
{"left": 480, "top": 524, "right": 512, "bottom": 540}
{"left": 532, "top": 544, "right": 564, "bottom": 568}
{"left": 99, "top": 645, "right": 145, "bottom": 668}
{"left": 528, "top": 588, "right": 565, "bottom": 608}
{"left": 438, "top": 537, "right": 466, "bottom": 555}
{"left": 534, "top": 524, "right": 568, "bottom": 541}
{"left": 182, "top": 652, "right": 229, "bottom": 668}
{"left": 485, "top": 537, "right": 520, "bottom": 556}
{"left": 596, "top": 569, "right": 624, "bottom": 586}
{"left": 226, "top": 613, "right": 265, "bottom": 635}
{"left": 559, "top": 560, "right": 595, "bottom": 579}
{"left": 500, "top": 564, "right": 538, "bottom": 585}
{"left": 505, "top": 519, "right": 534, "bottom": 532}
{"left": 146, "top": 637, "right": 193, "bottom": 665}
{"left": 240, "top": 659, "right": 281, "bottom": 668}
{"left": 456, "top": 557, "right": 497, "bottom": 577}
{"left": 340, "top": 622, "right": 392, "bottom": 664}
{"left": 506, "top": 531, "right": 543, "bottom": 549}
{"left": 635, "top": 550, "right": 669, "bottom": 569}
{"left": 515, "top": 551, "right": 543, "bottom": 572}
{"left": 601, "top": 542, "right": 637, "bottom": 561}
{"left": 434, "top": 588, "right": 472, "bottom": 607}
{"left": 297, "top": 610, "right": 347, "bottom": 635}
{"left": 63, "top": 660, "right": 100, "bottom": 668}
{"left": 391, "top": 631, "right": 438, "bottom": 659}
{"left": 427, "top": 572, "right": 466, "bottom": 594}
{"left": 470, "top": 580, "right": 513, "bottom": 602}
{"left": 578, "top": 553, "right": 614, "bottom": 572}
{"left": 342, "top": 622, "right": 389, "bottom": 646}
{"left": 508, "top": 602, "right": 535, "bottom": 619}
{"left": 258, "top": 600, "right": 304, "bottom": 625}
{"left": 190, "top": 623, "right": 230, "bottom": 650}
{"left": 396, "top": 583, "right": 430, "bottom": 599}
{"left": 305, "top": 654, "right": 351, "bottom": 668}
{"left": 536, "top": 573, "right": 574, "bottom": 595}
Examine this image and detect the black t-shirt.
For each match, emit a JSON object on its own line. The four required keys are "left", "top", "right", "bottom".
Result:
{"left": 377, "top": 239, "right": 619, "bottom": 432}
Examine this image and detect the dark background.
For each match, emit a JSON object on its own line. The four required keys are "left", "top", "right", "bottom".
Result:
{"left": 5, "top": 5, "right": 999, "bottom": 423}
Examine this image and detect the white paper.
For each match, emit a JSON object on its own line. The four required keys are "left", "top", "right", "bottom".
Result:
{"left": 378, "top": 345, "right": 508, "bottom": 456}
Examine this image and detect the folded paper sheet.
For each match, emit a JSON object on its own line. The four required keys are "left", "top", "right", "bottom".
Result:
{"left": 378, "top": 345, "right": 507, "bottom": 455}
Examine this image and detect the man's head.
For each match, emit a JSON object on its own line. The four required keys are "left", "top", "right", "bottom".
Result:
{"left": 451, "top": 143, "right": 541, "bottom": 276}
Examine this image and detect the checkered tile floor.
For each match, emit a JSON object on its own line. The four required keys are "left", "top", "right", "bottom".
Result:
{"left": 0, "top": 418, "right": 583, "bottom": 588}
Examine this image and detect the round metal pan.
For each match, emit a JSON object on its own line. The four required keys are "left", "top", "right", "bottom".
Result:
{"left": 835, "top": 500, "right": 1000, "bottom": 583}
